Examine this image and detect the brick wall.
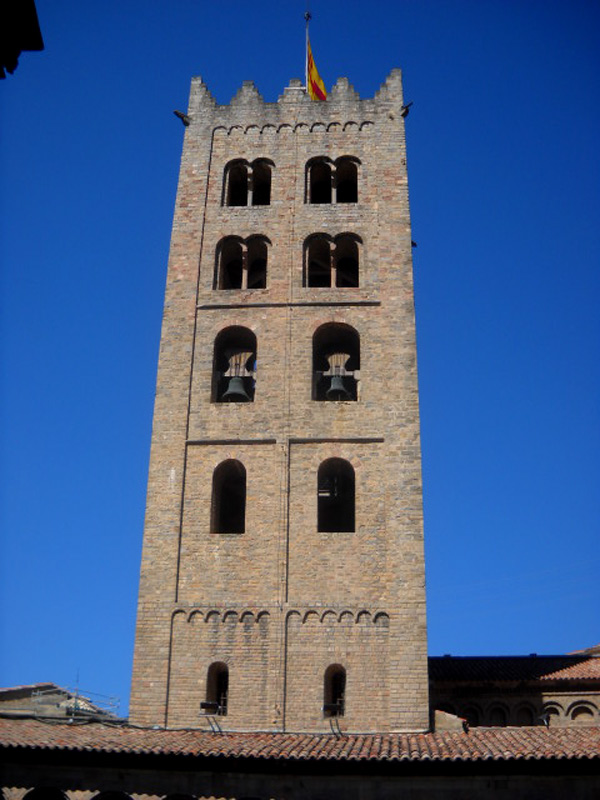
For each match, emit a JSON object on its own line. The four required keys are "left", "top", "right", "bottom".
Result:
{"left": 130, "top": 70, "right": 429, "bottom": 732}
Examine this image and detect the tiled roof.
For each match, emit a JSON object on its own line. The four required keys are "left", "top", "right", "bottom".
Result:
{"left": 429, "top": 655, "right": 600, "bottom": 683}
{"left": 0, "top": 683, "right": 57, "bottom": 695}
{"left": 0, "top": 718, "right": 599, "bottom": 763}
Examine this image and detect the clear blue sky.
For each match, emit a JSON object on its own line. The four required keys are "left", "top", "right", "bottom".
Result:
{"left": 1, "top": 1, "right": 598, "bottom": 716}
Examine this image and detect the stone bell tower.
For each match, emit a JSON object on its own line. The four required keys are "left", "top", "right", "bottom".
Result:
{"left": 130, "top": 70, "right": 429, "bottom": 733}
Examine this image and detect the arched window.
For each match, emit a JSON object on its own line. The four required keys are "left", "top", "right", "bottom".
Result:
{"left": 304, "top": 234, "right": 360, "bottom": 288}
{"left": 488, "top": 705, "right": 508, "bottom": 727}
{"left": 570, "top": 704, "right": 595, "bottom": 723}
{"left": 305, "top": 234, "right": 332, "bottom": 287}
{"left": 323, "top": 664, "right": 346, "bottom": 717}
{"left": 252, "top": 159, "right": 272, "bottom": 206}
{"left": 247, "top": 236, "right": 268, "bottom": 288}
{"left": 461, "top": 705, "right": 481, "bottom": 727}
{"left": 307, "top": 158, "right": 332, "bottom": 204}
{"left": 306, "top": 157, "right": 360, "bottom": 204}
{"left": 225, "top": 160, "right": 248, "bottom": 206}
{"left": 313, "top": 323, "right": 360, "bottom": 401}
{"left": 217, "top": 237, "right": 244, "bottom": 289}
{"left": 335, "top": 157, "right": 358, "bottom": 203}
{"left": 24, "top": 791, "right": 68, "bottom": 800}
{"left": 515, "top": 705, "right": 535, "bottom": 725}
{"left": 212, "top": 326, "right": 256, "bottom": 403}
{"left": 223, "top": 159, "right": 272, "bottom": 206}
{"left": 334, "top": 234, "right": 360, "bottom": 287}
{"left": 204, "top": 662, "right": 229, "bottom": 715}
{"left": 542, "top": 705, "right": 561, "bottom": 726}
{"left": 211, "top": 460, "right": 246, "bottom": 534}
{"left": 318, "top": 458, "right": 355, "bottom": 532}
{"left": 215, "top": 236, "right": 269, "bottom": 290}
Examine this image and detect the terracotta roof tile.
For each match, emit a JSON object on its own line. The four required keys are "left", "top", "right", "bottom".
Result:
{"left": 0, "top": 718, "right": 599, "bottom": 763}
{"left": 428, "top": 655, "right": 600, "bottom": 683}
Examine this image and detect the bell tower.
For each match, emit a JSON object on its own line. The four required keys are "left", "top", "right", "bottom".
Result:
{"left": 130, "top": 70, "right": 429, "bottom": 733}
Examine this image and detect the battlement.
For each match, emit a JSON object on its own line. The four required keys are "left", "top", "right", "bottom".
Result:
{"left": 186, "top": 70, "right": 406, "bottom": 126}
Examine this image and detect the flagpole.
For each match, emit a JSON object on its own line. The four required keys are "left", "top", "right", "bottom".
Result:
{"left": 304, "top": 9, "right": 311, "bottom": 91}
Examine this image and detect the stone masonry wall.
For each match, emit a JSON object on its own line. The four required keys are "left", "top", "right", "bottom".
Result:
{"left": 130, "top": 70, "right": 429, "bottom": 732}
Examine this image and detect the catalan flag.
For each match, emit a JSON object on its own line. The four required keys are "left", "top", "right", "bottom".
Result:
{"left": 307, "top": 37, "right": 327, "bottom": 101}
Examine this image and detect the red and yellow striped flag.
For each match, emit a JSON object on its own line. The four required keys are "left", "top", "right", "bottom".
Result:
{"left": 307, "top": 37, "right": 327, "bottom": 101}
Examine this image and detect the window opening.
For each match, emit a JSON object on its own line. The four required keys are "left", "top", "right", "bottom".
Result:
{"left": 323, "top": 664, "right": 346, "bottom": 717}
{"left": 515, "top": 706, "right": 535, "bottom": 725}
{"left": 217, "top": 239, "right": 244, "bottom": 289}
{"left": 309, "top": 160, "right": 332, "bottom": 204}
{"left": 488, "top": 706, "right": 508, "bottom": 727}
{"left": 305, "top": 236, "right": 332, "bottom": 287}
{"left": 335, "top": 158, "right": 358, "bottom": 203}
{"left": 213, "top": 327, "right": 256, "bottom": 403}
{"left": 226, "top": 162, "right": 248, "bottom": 206}
{"left": 252, "top": 160, "right": 271, "bottom": 206}
{"left": 571, "top": 705, "right": 594, "bottom": 721}
{"left": 462, "top": 706, "right": 481, "bottom": 727}
{"left": 204, "top": 662, "right": 229, "bottom": 715}
{"left": 211, "top": 460, "right": 246, "bottom": 534}
{"left": 216, "top": 237, "right": 269, "bottom": 290}
{"left": 313, "top": 323, "right": 360, "bottom": 401}
{"left": 247, "top": 237, "right": 267, "bottom": 289}
{"left": 334, "top": 235, "right": 359, "bottom": 287}
{"left": 318, "top": 459, "right": 355, "bottom": 532}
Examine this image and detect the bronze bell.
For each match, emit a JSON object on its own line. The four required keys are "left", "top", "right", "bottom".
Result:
{"left": 221, "top": 376, "right": 251, "bottom": 402}
{"left": 326, "top": 374, "right": 351, "bottom": 401}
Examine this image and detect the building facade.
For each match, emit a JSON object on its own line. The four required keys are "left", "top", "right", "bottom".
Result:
{"left": 130, "top": 70, "right": 429, "bottom": 733}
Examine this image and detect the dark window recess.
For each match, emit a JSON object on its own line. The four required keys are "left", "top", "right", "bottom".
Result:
{"left": 335, "top": 158, "right": 358, "bottom": 203}
{"left": 334, "top": 236, "right": 359, "bottom": 287}
{"left": 309, "top": 160, "right": 332, "bottom": 204}
{"left": 252, "top": 160, "right": 271, "bottom": 206}
{"left": 306, "top": 236, "right": 332, "bottom": 287}
{"left": 313, "top": 323, "right": 360, "bottom": 401}
{"left": 211, "top": 460, "right": 246, "bottom": 534}
{"left": 323, "top": 665, "right": 346, "bottom": 717}
{"left": 224, "top": 159, "right": 272, "bottom": 207}
{"left": 227, "top": 163, "right": 248, "bottom": 206}
{"left": 318, "top": 459, "right": 355, "bottom": 532}
{"left": 489, "top": 707, "right": 508, "bottom": 727}
{"left": 304, "top": 235, "right": 360, "bottom": 289}
{"left": 247, "top": 238, "right": 267, "bottom": 288}
{"left": 215, "top": 236, "right": 269, "bottom": 290}
{"left": 218, "top": 239, "right": 244, "bottom": 289}
{"left": 203, "top": 662, "right": 229, "bottom": 715}
{"left": 213, "top": 327, "right": 256, "bottom": 403}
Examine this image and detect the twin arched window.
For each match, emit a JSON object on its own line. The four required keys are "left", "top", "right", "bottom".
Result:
{"left": 304, "top": 233, "right": 360, "bottom": 288}
{"left": 306, "top": 157, "right": 359, "bottom": 204}
{"left": 215, "top": 236, "right": 269, "bottom": 290}
{"left": 223, "top": 159, "right": 273, "bottom": 206}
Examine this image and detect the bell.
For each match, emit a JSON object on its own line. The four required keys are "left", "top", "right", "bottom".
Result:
{"left": 221, "top": 376, "right": 251, "bottom": 402}
{"left": 326, "top": 375, "right": 351, "bottom": 401}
